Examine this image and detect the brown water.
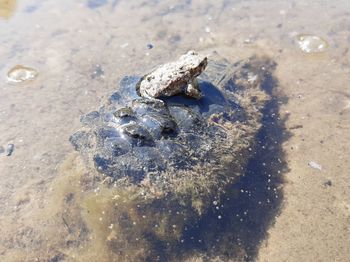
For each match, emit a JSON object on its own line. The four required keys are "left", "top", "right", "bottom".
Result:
{"left": 0, "top": 0, "right": 349, "bottom": 261}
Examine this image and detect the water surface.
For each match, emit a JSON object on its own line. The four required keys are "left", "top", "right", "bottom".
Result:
{"left": 0, "top": 0, "right": 349, "bottom": 261}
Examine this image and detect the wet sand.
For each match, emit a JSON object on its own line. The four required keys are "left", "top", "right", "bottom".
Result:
{"left": 0, "top": 0, "right": 349, "bottom": 261}
{"left": 258, "top": 51, "right": 350, "bottom": 261}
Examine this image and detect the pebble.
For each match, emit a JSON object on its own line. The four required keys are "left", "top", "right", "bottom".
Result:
{"left": 323, "top": 180, "right": 332, "bottom": 187}
{"left": 296, "top": 34, "right": 329, "bottom": 53}
{"left": 7, "top": 65, "right": 38, "bottom": 83}
{"left": 147, "top": 43, "right": 154, "bottom": 49}
{"left": 120, "top": 43, "right": 129, "bottom": 49}
{"left": 308, "top": 161, "right": 322, "bottom": 171}
{"left": 6, "top": 144, "right": 15, "bottom": 156}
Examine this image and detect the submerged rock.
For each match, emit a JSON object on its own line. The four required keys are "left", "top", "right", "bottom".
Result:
{"left": 70, "top": 52, "right": 276, "bottom": 260}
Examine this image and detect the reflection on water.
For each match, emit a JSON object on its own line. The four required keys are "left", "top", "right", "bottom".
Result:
{"left": 0, "top": 0, "right": 16, "bottom": 19}
{"left": 296, "top": 34, "right": 329, "bottom": 53}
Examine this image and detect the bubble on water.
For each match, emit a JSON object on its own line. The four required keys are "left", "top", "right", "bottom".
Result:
{"left": 7, "top": 65, "right": 38, "bottom": 83}
{"left": 296, "top": 34, "right": 329, "bottom": 53}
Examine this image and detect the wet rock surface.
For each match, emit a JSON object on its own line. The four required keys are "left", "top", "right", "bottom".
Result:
{"left": 72, "top": 54, "right": 275, "bottom": 191}
{"left": 70, "top": 53, "right": 277, "bottom": 260}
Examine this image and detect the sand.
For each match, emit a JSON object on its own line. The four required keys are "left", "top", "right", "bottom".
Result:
{"left": 0, "top": 0, "right": 349, "bottom": 261}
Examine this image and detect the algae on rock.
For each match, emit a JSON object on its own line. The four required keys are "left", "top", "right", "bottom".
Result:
{"left": 70, "top": 52, "right": 276, "bottom": 261}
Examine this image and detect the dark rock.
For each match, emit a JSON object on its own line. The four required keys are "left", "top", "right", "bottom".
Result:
{"left": 69, "top": 54, "right": 277, "bottom": 261}
{"left": 323, "top": 180, "right": 332, "bottom": 187}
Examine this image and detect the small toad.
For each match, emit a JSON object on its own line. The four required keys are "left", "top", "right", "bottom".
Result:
{"left": 136, "top": 50, "right": 207, "bottom": 99}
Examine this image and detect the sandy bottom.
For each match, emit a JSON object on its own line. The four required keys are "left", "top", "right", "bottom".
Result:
{"left": 0, "top": 0, "right": 349, "bottom": 261}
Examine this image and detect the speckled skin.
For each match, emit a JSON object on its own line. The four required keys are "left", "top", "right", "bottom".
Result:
{"left": 136, "top": 50, "right": 208, "bottom": 99}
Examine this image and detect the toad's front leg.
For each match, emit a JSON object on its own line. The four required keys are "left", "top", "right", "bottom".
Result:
{"left": 185, "top": 78, "right": 202, "bottom": 99}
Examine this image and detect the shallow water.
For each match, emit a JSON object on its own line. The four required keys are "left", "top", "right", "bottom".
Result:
{"left": 0, "top": 0, "right": 350, "bottom": 261}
